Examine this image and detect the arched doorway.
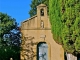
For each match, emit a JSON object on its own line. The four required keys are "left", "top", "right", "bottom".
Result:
{"left": 37, "top": 42, "right": 48, "bottom": 60}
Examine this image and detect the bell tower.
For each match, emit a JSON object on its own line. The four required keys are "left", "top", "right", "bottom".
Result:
{"left": 37, "top": 4, "right": 48, "bottom": 29}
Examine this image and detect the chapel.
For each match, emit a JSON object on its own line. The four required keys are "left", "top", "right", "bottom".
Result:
{"left": 20, "top": 4, "right": 64, "bottom": 60}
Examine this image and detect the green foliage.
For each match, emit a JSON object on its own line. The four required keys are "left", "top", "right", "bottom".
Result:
{"left": 0, "top": 46, "right": 20, "bottom": 60}
{"left": 49, "top": 0, "right": 80, "bottom": 54}
{"left": 29, "top": 0, "right": 49, "bottom": 17}
{"left": 3, "top": 27, "right": 21, "bottom": 46}
{"left": 49, "top": 0, "right": 63, "bottom": 44}
{"left": 0, "top": 12, "right": 16, "bottom": 44}
{"left": 0, "top": 12, "right": 20, "bottom": 60}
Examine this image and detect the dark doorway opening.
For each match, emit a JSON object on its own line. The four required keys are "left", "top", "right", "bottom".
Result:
{"left": 77, "top": 54, "right": 80, "bottom": 60}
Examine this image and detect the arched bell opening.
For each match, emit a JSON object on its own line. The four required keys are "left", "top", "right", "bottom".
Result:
{"left": 40, "top": 9, "right": 44, "bottom": 16}
{"left": 37, "top": 42, "right": 48, "bottom": 60}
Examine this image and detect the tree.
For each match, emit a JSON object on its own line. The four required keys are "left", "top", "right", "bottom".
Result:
{"left": 29, "top": 0, "right": 49, "bottom": 17}
{"left": 0, "top": 46, "right": 20, "bottom": 60}
{"left": 49, "top": 0, "right": 80, "bottom": 60}
{"left": 0, "top": 12, "right": 21, "bottom": 60}
{"left": 0, "top": 12, "right": 16, "bottom": 46}
{"left": 3, "top": 26, "right": 21, "bottom": 46}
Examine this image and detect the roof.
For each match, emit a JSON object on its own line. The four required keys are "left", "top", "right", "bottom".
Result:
{"left": 22, "top": 15, "right": 37, "bottom": 23}
{"left": 37, "top": 4, "right": 46, "bottom": 7}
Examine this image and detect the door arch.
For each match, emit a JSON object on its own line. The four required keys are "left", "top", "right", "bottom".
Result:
{"left": 37, "top": 42, "right": 48, "bottom": 60}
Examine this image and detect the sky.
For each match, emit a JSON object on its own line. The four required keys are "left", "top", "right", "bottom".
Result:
{"left": 0, "top": 0, "right": 31, "bottom": 26}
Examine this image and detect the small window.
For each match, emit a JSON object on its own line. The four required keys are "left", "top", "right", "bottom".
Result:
{"left": 40, "top": 9, "right": 44, "bottom": 16}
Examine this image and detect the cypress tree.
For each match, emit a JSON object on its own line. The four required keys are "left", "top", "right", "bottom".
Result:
{"left": 49, "top": 0, "right": 80, "bottom": 55}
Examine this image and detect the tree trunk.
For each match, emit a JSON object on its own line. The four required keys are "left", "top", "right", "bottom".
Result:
{"left": 66, "top": 53, "right": 77, "bottom": 60}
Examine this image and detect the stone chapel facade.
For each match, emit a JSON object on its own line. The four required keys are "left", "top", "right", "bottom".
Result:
{"left": 20, "top": 4, "right": 64, "bottom": 60}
